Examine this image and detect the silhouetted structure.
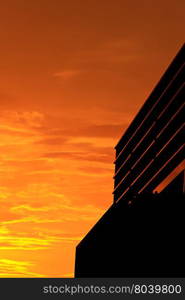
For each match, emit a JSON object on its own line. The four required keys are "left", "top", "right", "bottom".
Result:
{"left": 75, "top": 44, "right": 185, "bottom": 278}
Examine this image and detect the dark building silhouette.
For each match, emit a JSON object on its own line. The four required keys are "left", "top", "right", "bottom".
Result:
{"left": 75, "top": 44, "right": 185, "bottom": 278}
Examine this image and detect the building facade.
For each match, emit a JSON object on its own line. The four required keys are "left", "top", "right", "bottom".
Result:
{"left": 75, "top": 44, "right": 185, "bottom": 278}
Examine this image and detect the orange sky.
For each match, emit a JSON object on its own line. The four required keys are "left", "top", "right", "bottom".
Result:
{"left": 0, "top": 0, "right": 184, "bottom": 277}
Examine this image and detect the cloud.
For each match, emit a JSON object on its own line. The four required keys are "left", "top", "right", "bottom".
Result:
{"left": 36, "top": 136, "right": 68, "bottom": 146}
{"left": 0, "top": 124, "right": 34, "bottom": 136}
{"left": 75, "top": 39, "right": 139, "bottom": 67}
{"left": 14, "top": 183, "right": 66, "bottom": 201}
{"left": 0, "top": 187, "right": 11, "bottom": 200}
{"left": 1, "top": 217, "right": 65, "bottom": 225}
{"left": 0, "top": 223, "right": 83, "bottom": 251}
{"left": 78, "top": 165, "right": 112, "bottom": 175}
{"left": 0, "top": 259, "right": 44, "bottom": 277}
{"left": 11, "top": 203, "right": 104, "bottom": 214}
{"left": 78, "top": 124, "right": 125, "bottom": 138}
{"left": 0, "top": 201, "right": 105, "bottom": 230}
{"left": 0, "top": 111, "right": 44, "bottom": 129}
{"left": 0, "top": 235, "right": 53, "bottom": 250}
{"left": 0, "top": 225, "right": 10, "bottom": 235}
{"left": 53, "top": 70, "right": 83, "bottom": 80}
{"left": 11, "top": 204, "right": 55, "bottom": 213}
{"left": 41, "top": 150, "right": 113, "bottom": 164}
{"left": 0, "top": 108, "right": 114, "bottom": 277}
{"left": 38, "top": 123, "right": 125, "bottom": 140}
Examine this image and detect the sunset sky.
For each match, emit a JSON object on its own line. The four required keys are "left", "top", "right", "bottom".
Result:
{"left": 0, "top": 0, "right": 184, "bottom": 277}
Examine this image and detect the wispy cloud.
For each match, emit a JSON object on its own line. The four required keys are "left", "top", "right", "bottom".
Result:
{"left": 0, "top": 234, "right": 82, "bottom": 250}
{"left": 0, "top": 259, "right": 44, "bottom": 277}
{"left": 0, "top": 108, "right": 114, "bottom": 277}
{"left": 53, "top": 70, "right": 83, "bottom": 80}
